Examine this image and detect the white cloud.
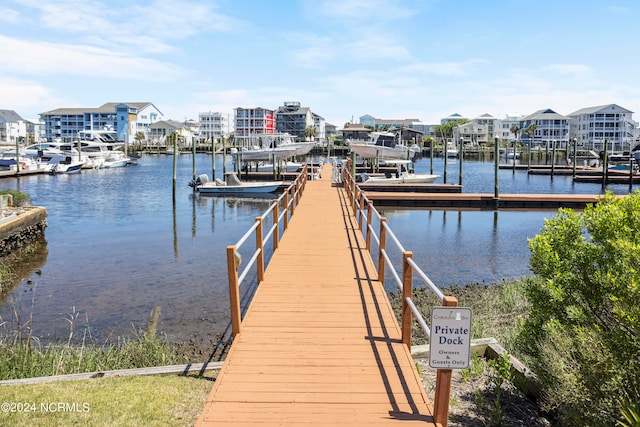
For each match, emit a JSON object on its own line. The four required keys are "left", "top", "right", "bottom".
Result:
{"left": 0, "top": 76, "right": 62, "bottom": 117}
{"left": 12, "top": 0, "right": 240, "bottom": 54}
{"left": 0, "top": 35, "right": 184, "bottom": 81}
{"left": 0, "top": 8, "right": 20, "bottom": 23}
{"left": 317, "top": 0, "right": 416, "bottom": 22}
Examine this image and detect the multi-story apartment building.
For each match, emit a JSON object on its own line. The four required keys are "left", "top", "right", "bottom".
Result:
{"left": 373, "top": 118, "right": 419, "bottom": 131}
{"left": 472, "top": 113, "right": 498, "bottom": 141}
{"left": 455, "top": 122, "right": 488, "bottom": 146}
{"left": 0, "top": 109, "right": 27, "bottom": 143}
{"left": 498, "top": 114, "right": 523, "bottom": 142}
{"left": 234, "top": 107, "right": 276, "bottom": 142}
{"left": 441, "top": 113, "right": 468, "bottom": 125}
{"left": 149, "top": 120, "right": 194, "bottom": 147}
{"left": 567, "top": 104, "right": 635, "bottom": 151}
{"left": 312, "top": 112, "right": 326, "bottom": 142}
{"left": 519, "top": 108, "right": 570, "bottom": 148}
{"left": 40, "top": 102, "right": 162, "bottom": 142}
{"left": 275, "top": 101, "right": 314, "bottom": 140}
{"left": 199, "top": 111, "right": 233, "bottom": 142}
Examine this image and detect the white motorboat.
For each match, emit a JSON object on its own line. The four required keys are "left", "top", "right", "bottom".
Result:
{"left": 189, "top": 172, "right": 283, "bottom": 194}
{"left": 567, "top": 150, "right": 600, "bottom": 167}
{"left": 100, "top": 152, "right": 130, "bottom": 168}
{"left": 356, "top": 160, "right": 439, "bottom": 184}
{"left": 0, "top": 152, "right": 44, "bottom": 172}
{"left": 48, "top": 155, "right": 84, "bottom": 174}
{"left": 234, "top": 133, "right": 312, "bottom": 162}
{"left": 348, "top": 131, "right": 420, "bottom": 160}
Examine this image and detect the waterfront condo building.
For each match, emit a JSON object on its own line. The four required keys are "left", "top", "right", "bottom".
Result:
{"left": 275, "top": 101, "right": 314, "bottom": 140}
{"left": 234, "top": 106, "right": 276, "bottom": 141}
{"left": 519, "top": 108, "right": 570, "bottom": 148}
{"left": 40, "top": 102, "right": 163, "bottom": 143}
{"left": 199, "top": 111, "right": 234, "bottom": 143}
{"left": 567, "top": 104, "right": 635, "bottom": 151}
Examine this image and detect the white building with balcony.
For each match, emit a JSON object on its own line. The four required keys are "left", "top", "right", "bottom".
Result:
{"left": 199, "top": 111, "right": 233, "bottom": 143}
{"left": 567, "top": 104, "right": 635, "bottom": 151}
{"left": 520, "top": 108, "right": 570, "bottom": 148}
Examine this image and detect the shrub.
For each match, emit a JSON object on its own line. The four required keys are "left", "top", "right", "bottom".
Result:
{"left": 517, "top": 191, "right": 640, "bottom": 426}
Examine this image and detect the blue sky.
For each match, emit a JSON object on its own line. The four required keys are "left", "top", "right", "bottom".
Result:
{"left": 1, "top": 0, "right": 639, "bottom": 127}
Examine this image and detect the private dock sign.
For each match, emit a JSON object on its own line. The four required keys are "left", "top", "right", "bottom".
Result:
{"left": 429, "top": 307, "right": 472, "bottom": 369}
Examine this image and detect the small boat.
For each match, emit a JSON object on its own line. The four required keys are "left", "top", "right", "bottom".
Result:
{"left": 446, "top": 144, "right": 459, "bottom": 158}
{"left": 234, "top": 133, "right": 311, "bottom": 162}
{"left": 503, "top": 151, "right": 520, "bottom": 159}
{"left": 48, "top": 154, "right": 84, "bottom": 174}
{"left": 100, "top": 152, "right": 130, "bottom": 168}
{"left": 356, "top": 160, "right": 440, "bottom": 184}
{"left": 568, "top": 150, "right": 600, "bottom": 167}
{"left": 189, "top": 172, "right": 283, "bottom": 194}
{"left": 348, "top": 131, "right": 420, "bottom": 160}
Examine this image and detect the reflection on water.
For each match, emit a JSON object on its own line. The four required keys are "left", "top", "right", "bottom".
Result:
{"left": 0, "top": 154, "right": 274, "bottom": 350}
{"left": 378, "top": 208, "right": 551, "bottom": 289}
{"left": 0, "top": 154, "right": 636, "bottom": 350}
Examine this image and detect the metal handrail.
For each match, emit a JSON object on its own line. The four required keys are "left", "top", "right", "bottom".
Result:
{"left": 341, "top": 163, "right": 458, "bottom": 425}
{"left": 226, "top": 165, "right": 308, "bottom": 337}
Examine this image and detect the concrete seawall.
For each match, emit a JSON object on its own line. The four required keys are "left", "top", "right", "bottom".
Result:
{"left": 0, "top": 206, "right": 48, "bottom": 258}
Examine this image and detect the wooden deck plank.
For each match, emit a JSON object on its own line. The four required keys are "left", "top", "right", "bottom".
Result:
{"left": 197, "top": 164, "right": 436, "bottom": 426}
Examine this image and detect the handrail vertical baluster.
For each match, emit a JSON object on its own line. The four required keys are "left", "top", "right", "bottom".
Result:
{"left": 358, "top": 192, "right": 365, "bottom": 230}
{"left": 365, "top": 201, "right": 373, "bottom": 250}
{"left": 227, "top": 245, "right": 242, "bottom": 337}
{"left": 378, "top": 218, "right": 387, "bottom": 285}
{"left": 273, "top": 201, "right": 279, "bottom": 250}
{"left": 283, "top": 191, "right": 289, "bottom": 231}
{"left": 402, "top": 250, "right": 413, "bottom": 348}
{"left": 255, "top": 217, "right": 264, "bottom": 283}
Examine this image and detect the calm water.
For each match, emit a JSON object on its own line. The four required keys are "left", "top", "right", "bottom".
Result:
{"left": 0, "top": 154, "right": 635, "bottom": 349}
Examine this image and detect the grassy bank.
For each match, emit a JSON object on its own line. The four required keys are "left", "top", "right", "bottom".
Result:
{"left": 0, "top": 374, "right": 213, "bottom": 426}
{"left": 390, "top": 278, "right": 530, "bottom": 354}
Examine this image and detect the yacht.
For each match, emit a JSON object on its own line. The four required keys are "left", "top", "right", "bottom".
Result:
{"left": 348, "top": 131, "right": 420, "bottom": 160}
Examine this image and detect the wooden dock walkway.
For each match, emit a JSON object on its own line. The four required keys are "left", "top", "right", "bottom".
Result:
{"left": 197, "top": 165, "right": 437, "bottom": 426}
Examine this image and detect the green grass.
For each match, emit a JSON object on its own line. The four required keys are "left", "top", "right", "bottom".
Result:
{"left": 0, "top": 374, "right": 214, "bottom": 426}
{"left": 0, "top": 189, "right": 30, "bottom": 206}
{"left": 390, "top": 279, "right": 530, "bottom": 353}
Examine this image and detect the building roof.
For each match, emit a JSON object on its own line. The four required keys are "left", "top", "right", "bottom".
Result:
{"left": 340, "top": 123, "right": 370, "bottom": 132}
{"left": 474, "top": 113, "right": 496, "bottom": 120}
{"left": 567, "top": 103, "right": 633, "bottom": 116}
{"left": 374, "top": 118, "right": 419, "bottom": 126}
{"left": 150, "top": 119, "right": 187, "bottom": 129}
{"left": 100, "top": 102, "right": 160, "bottom": 114}
{"left": 40, "top": 102, "right": 157, "bottom": 116}
{"left": 522, "top": 108, "right": 568, "bottom": 121}
{"left": 0, "top": 109, "right": 24, "bottom": 122}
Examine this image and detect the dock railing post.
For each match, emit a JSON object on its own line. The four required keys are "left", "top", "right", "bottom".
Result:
{"left": 433, "top": 295, "right": 459, "bottom": 427}
{"left": 352, "top": 185, "right": 359, "bottom": 216}
{"left": 401, "top": 251, "right": 413, "bottom": 348}
{"left": 283, "top": 192, "right": 289, "bottom": 231}
{"left": 289, "top": 186, "right": 295, "bottom": 218}
{"left": 365, "top": 201, "right": 373, "bottom": 250}
{"left": 377, "top": 218, "right": 387, "bottom": 286}
{"left": 226, "top": 245, "right": 242, "bottom": 337}
{"left": 273, "top": 202, "right": 279, "bottom": 251}
{"left": 255, "top": 217, "right": 264, "bottom": 283}
{"left": 358, "top": 192, "right": 365, "bottom": 230}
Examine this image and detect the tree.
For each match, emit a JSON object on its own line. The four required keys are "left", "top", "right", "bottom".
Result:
{"left": 434, "top": 119, "right": 470, "bottom": 145}
{"left": 510, "top": 124, "right": 520, "bottom": 142}
{"left": 519, "top": 191, "right": 640, "bottom": 425}
{"left": 304, "top": 125, "right": 317, "bottom": 141}
{"left": 134, "top": 131, "right": 145, "bottom": 144}
{"left": 523, "top": 123, "right": 538, "bottom": 145}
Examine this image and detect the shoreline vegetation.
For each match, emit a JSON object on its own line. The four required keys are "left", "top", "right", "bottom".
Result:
{"left": 2, "top": 191, "right": 639, "bottom": 426}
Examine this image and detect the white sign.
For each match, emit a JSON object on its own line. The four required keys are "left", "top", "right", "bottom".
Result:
{"left": 429, "top": 307, "right": 472, "bottom": 369}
